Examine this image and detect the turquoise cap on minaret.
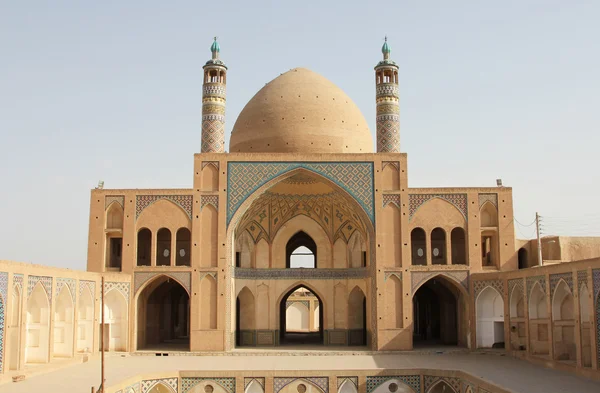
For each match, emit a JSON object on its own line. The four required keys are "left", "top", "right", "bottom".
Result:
{"left": 382, "top": 36, "right": 391, "bottom": 60}
{"left": 211, "top": 37, "right": 220, "bottom": 53}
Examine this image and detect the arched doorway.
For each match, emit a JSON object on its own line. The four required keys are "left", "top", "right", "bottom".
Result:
{"left": 136, "top": 276, "right": 190, "bottom": 351}
{"left": 236, "top": 286, "right": 255, "bottom": 347}
{"left": 476, "top": 287, "right": 504, "bottom": 348}
{"left": 413, "top": 276, "right": 464, "bottom": 347}
{"left": 280, "top": 285, "right": 323, "bottom": 345}
{"left": 518, "top": 248, "right": 528, "bottom": 269}
{"left": 348, "top": 286, "right": 367, "bottom": 346}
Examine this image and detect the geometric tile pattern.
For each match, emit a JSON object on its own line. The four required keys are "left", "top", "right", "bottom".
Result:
{"left": 13, "top": 273, "right": 23, "bottom": 290}
{"left": 136, "top": 195, "right": 193, "bottom": 220}
{"left": 56, "top": 277, "right": 76, "bottom": 302}
{"left": 408, "top": 194, "right": 468, "bottom": 219}
{"left": 274, "top": 377, "right": 329, "bottom": 393}
{"left": 423, "top": 376, "right": 460, "bottom": 393}
{"left": 461, "top": 381, "right": 475, "bottom": 393}
{"left": 105, "top": 195, "right": 125, "bottom": 209}
{"left": 526, "top": 275, "right": 546, "bottom": 296}
{"left": 377, "top": 114, "right": 400, "bottom": 153}
{"left": 382, "top": 194, "right": 400, "bottom": 208}
{"left": 411, "top": 270, "right": 469, "bottom": 294}
{"left": 478, "top": 193, "right": 498, "bottom": 208}
{"left": 79, "top": 280, "right": 96, "bottom": 298}
{"left": 227, "top": 162, "right": 375, "bottom": 225}
{"left": 201, "top": 195, "right": 219, "bottom": 210}
{"left": 141, "top": 378, "right": 178, "bottom": 393}
{"left": 508, "top": 278, "right": 524, "bottom": 298}
{"left": 105, "top": 281, "right": 130, "bottom": 303}
{"left": 473, "top": 279, "right": 503, "bottom": 298}
{"left": 232, "top": 268, "right": 369, "bottom": 280}
{"left": 337, "top": 377, "right": 358, "bottom": 390}
{"left": 28, "top": 275, "right": 53, "bottom": 302}
{"left": 182, "top": 377, "right": 236, "bottom": 393}
{"left": 201, "top": 113, "right": 226, "bottom": 153}
{"left": 550, "top": 272, "right": 573, "bottom": 294}
{"left": 0, "top": 272, "right": 7, "bottom": 303}
{"left": 593, "top": 268, "right": 600, "bottom": 300}
{"left": 134, "top": 272, "right": 191, "bottom": 295}
{"left": 577, "top": 270, "right": 588, "bottom": 293}
{"left": 245, "top": 378, "right": 265, "bottom": 390}
{"left": 375, "top": 73, "right": 400, "bottom": 153}
{"left": 0, "top": 286, "right": 4, "bottom": 373}
{"left": 366, "top": 376, "right": 420, "bottom": 393}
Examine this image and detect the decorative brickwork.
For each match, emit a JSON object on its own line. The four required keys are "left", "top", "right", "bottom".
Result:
{"left": 478, "top": 193, "right": 497, "bottom": 208}
{"left": 28, "top": 275, "right": 53, "bottom": 302}
{"left": 382, "top": 194, "right": 401, "bottom": 208}
{"left": 409, "top": 194, "right": 467, "bottom": 219}
{"left": 227, "top": 162, "right": 374, "bottom": 225}
{"left": 411, "top": 271, "right": 469, "bottom": 294}
{"left": 182, "top": 378, "right": 235, "bottom": 393}
{"left": 233, "top": 268, "right": 368, "bottom": 280}
{"left": 13, "top": 273, "right": 23, "bottom": 291}
{"left": 201, "top": 195, "right": 219, "bottom": 210}
{"left": 593, "top": 268, "right": 600, "bottom": 299}
{"left": 550, "top": 272, "right": 573, "bottom": 294}
{"left": 577, "top": 270, "right": 588, "bottom": 293}
{"left": 473, "top": 279, "right": 503, "bottom": 298}
{"left": 245, "top": 378, "right": 265, "bottom": 390}
{"left": 56, "top": 277, "right": 76, "bottom": 302}
{"left": 526, "top": 275, "right": 546, "bottom": 296}
{"left": 202, "top": 161, "right": 220, "bottom": 170}
{"left": 141, "top": 378, "right": 178, "bottom": 393}
{"left": 134, "top": 272, "right": 191, "bottom": 295}
{"left": 105, "top": 195, "right": 125, "bottom": 209}
{"left": 274, "top": 378, "right": 328, "bottom": 393}
{"left": 423, "top": 376, "right": 460, "bottom": 393}
{"left": 105, "top": 281, "right": 130, "bottom": 303}
{"left": 337, "top": 377, "right": 358, "bottom": 390}
{"left": 366, "top": 376, "right": 420, "bottom": 393}
{"left": 79, "top": 280, "right": 96, "bottom": 298}
{"left": 508, "top": 278, "right": 524, "bottom": 298}
{"left": 384, "top": 272, "right": 402, "bottom": 281}
{"left": 136, "top": 195, "right": 193, "bottom": 220}
{"left": 0, "top": 272, "right": 7, "bottom": 303}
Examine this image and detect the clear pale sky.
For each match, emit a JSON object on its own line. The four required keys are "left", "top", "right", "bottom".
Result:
{"left": 1, "top": 1, "right": 599, "bottom": 269}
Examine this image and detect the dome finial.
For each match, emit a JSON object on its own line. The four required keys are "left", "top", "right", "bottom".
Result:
{"left": 211, "top": 36, "right": 220, "bottom": 59}
{"left": 382, "top": 36, "right": 391, "bottom": 60}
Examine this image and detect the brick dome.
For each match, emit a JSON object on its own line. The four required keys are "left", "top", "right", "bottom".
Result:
{"left": 229, "top": 68, "right": 373, "bottom": 153}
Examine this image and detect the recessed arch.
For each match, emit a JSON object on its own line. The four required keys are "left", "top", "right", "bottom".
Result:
{"left": 385, "top": 275, "right": 403, "bottom": 329}
{"left": 245, "top": 379, "right": 265, "bottom": 393}
{"left": 137, "top": 228, "right": 152, "bottom": 266}
{"left": 156, "top": 228, "right": 172, "bottom": 266}
{"left": 53, "top": 285, "right": 75, "bottom": 358}
{"left": 338, "top": 380, "right": 358, "bottom": 393}
{"left": 77, "top": 286, "right": 94, "bottom": 353}
{"left": 201, "top": 204, "right": 218, "bottom": 268}
{"left": 279, "top": 284, "right": 323, "bottom": 345}
{"left": 236, "top": 286, "right": 256, "bottom": 346}
{"left": 450, "top": 227, "right": 467, "bottom": 265}
{"left": 175, "top": 227, "right": 191, "bottom": 266}
{"left": 552, "top": 280, "right": 575, "bottom": 361}
{"left": 528, "top": 282, "right": 547, "bottom": 319}
{"left": 382, "top": 204, "right": 401, "bottom": 266}
{"left": 277, "top": 378, "right": 326, "bottom": 393}
{"left": 518, "top": 247, "right": 528, "bottom": 269}
{"left": 431, "top": 227, "right": 447, "bottom": 265}
{"left": 9, "top": 285, "right": 23, "bottom": 370}
{"left": 26, "top": 282, "right": 50, "bottom": 363}
{"left": 103, "top": 288, "right": 128, "bottom": 351}
{"left": 106, "top": 202, "right": 124, "bottom": 230}
{"left": 147, "top": 381, "right": 177, "bottom": 393}
{"left": 528, "top": 282, "right": 549, "bottom": 355}
{"left": 476, "top": 286, "right": 504, "bottom": 348}
{"left": 411, "top": 228, "right": 426, "bottom": 266}
{"left": 286, "top": 231, "right": 317, "bottom": 268}
{"left": 200, "top": 275, "right": 217, "bottom": 329}
{"left": 480, "top": 201, "right": 498, "bottom": 227}
{"left": 348, "top": 286, "right": 367, "bottom": 345}
{"left": 427, "top": 380, "right": 458, "bottom": 393}
{"left": 509, "top": 285, "right": 525, "bottom": 319}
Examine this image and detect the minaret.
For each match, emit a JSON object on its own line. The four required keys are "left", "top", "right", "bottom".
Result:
{"left": 374, "top": 37, "right": 400, "bottom": 153}
{"left": 201, "top": 37, "right": 227, "bottom": 153}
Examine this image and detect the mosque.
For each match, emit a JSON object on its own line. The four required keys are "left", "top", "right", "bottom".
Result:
{"left": 1, "top": 38, "right": 600, "bottom": 393}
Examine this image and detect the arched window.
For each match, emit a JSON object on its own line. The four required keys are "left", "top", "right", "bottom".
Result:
{"left": 431, "top": 228, "right": 446, "bottom": 265}
{"left": 286, "top": 231, "right": 317, "bottom": 268}
{"left": 451, "top": 228, "right": 466, "bottom": 265}
{"left": 156, "top": 228, "right": 171, "bottom": 266}
{"left": 518, "top": 248, "right": 528, "bottom": 269}
{"left": 137, "top": 228, "right": 152, "bottom": 266}
{"left": 411, "top": 228, "right": 426, "bottom": 265}
{"left": 176, "top": 228, "right": 191, "bottom": 266}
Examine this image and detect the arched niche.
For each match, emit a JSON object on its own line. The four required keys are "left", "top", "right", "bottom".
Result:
{"left": 382, "top": 204, "right": 401, "bottom": 266}
{"left": 476, "top": 287, "right": 504, "bottom": 348}
{"left": 147, "top": 382, "right": 176, "bottom": 393}
{"left": 137, "top": 228, "right": 152, "bottom": 266}
{"left": 255, "top": 238, "right": 269, "bottom": 269}
{"left": 431, "top": 227, "right": 447, "bottom": 265}
{"left": 528, "top": 283, "right": 547, "bottom": 319}
{"left": 201, "top": 163, "right": 219, "bottom": 192}
{"left": 106, "top": 202, "right": 123, "bottom": 230}
{"left": 53, "top": 286, "right": 74, "bottom": 358}
{"left": 287, "top": 231, "right": 317, "bottom": 268}
{"left": 287, "top": 302, "right": 310, "bottom": 332}
{"left": 256, "top": 284, "right": 270, "bottom": 330}
{"left": 176, "top": 228, "right": 191, "bottom": 266}
{"left": 411, "top": 228, "right": 426, "bottom": 266}
{"left": 137, "top": 199, "right": 191, "bottom": 231}
{"left": 348, "top": 231, "right": 366, "bottom": 268}
{"left": 381, "top": 164, "right": 399, "bottom": 191}
{"left": 156, "top": 228, "right": 172, "bottom": 266}
{"left": 9, "top": 285, "right": 23, "bottom": 370}
{"left": 333, "top": 283, "right": 347, "bottom": 329}
{"left": 200, "top": 275, "right": 217, "bottom": 329}
{"left": 509, "top": 284, "right": 526, "bottom": 351}
{"left": 235, "top": 230, "right": 254, "bottom": 268}
{"left": 428, "top": 380, "right": 458, "bottom": 393}
{"left": 245, "top": 380, "right": 265, "bottom": 393}
{"left": 518, "top": 248, "right": 528, "bottom": 269}
{"left": 278, "top": 379, "right": 325, "bottom": 393}
{"left": 338, "top": 380, "right": 358, "bottom": 393}
{"left": 450, "top": 227, "right": 467, "bottom": 265}
{"left": 333, "top": 238, "right": 347, "bottom": 269}
{"left": 201, "top": 205, "right": 218, "bottom": 268}
{"left": 510, "top": 285, "right": 525, "bottom": 319}
{"left": 26, "top": 283, "right": 50, "bottom": 364}
{"left": 480, "top": 202, "right": 498, "bottom": 227}
{"left": 77, "top": 286, "right": 94, "bottom": 353}
{"left": 528, "top": 282, "right": 548, "bottom": 355}
{"left": 348, "top": 286, "right": 367, "bottom": 346}
{"left": 103, "top": 289, "right": 128, "bottom": 351}
{"left": 371, "top": 379, "right": 414, "bottom": 393}
{"left": 236, "top": 286, "right": 255, "bottom": 346}
{"left": 271, "top": 215, "right": 331, "bottom": 269}
{"left": 189, "top": 380, "right": 228, "bottom": 393}
{"left": 552, "top": 280, "right": 575, "bottom": 361}
{"left": 385, "top": 275, "right": 403, "bottom": 329}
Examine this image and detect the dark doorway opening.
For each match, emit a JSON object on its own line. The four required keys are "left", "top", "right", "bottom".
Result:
{"left": 137, "top": 277, "right": 190, "bottom": 351}
{"left": 413, "top": 277, "right": 458, "bottom": 346}
{"left": 518, "top": 248, "right": 528, "bottom": 269}
{"left": 279, "top": 286, "right": 323, "bottom": 345}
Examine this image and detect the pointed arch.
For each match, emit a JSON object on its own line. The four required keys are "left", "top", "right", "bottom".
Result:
{"left": 552, "top": 280, "right": 574, "bottom": 321}
{"left": 287, "top": 231, "right": 317, "bottom": 268}
{"left": 348, "top": 231, "right": 365, "bottom": 268}
{"left": 333, "top": 237, "right": 347, "bottom": 268}
{"left": 201, "top": 204, "right": 218, "bottom": 268}
{"left": 480, "top": 201, "right": 498, "bottom": 227}
{"left": 175, "top": 227, "right": 191, "bottom": 266}
{"left": 338, "top": 380, "right": 358, "bottom": 393}
{"left": 245, "top": 379, "right": 265, "bottom": 393}
{"left": 552, "top": 280, "right": 576, "bottom": 361}
{"left": 236, "top": 286, "right": 255, "bottom": 346}
{"left": 348, "top": 286, "right": 367, "bottom": 345}
{"left": 53, "top": 285, "right": 74, "bottom": 357}
{"left": 278, "top": 378, "right": 326, "bottom": 393}
{"left": 476, "top": 286, "right": 504, "bottom": 348}
{"left": 137, "top": 228, "right": 152, "bottom": 266}
{"left": 528, "top": 281, "right": 549, "bottom": 355}
{"left": 427, "top": 380, "right": 458, "bottom": 393}
{"left": 510, "top": 284, "right": 525, "bottom": 319}
{"left": 450, "top": 227, "right": 467, "bottom": 265}
{"left": 528, "top": 282, "right": 547, "bottom": 319}
{"left": 236, "top": 230, "right": 254, "bottom": 268}
{"left": 103, "top": 288, "right": 128, "bottom": 351}
{"left": 200, "top": 275, "right": 217, "bottom": 329}
{"left": 411, "top": 227, "right": 426, "bottom": 266}
{"left": 371, "top": 379, "right": 415, "bottom": 393}
{"left": 147, "top": 381, "right": 177, "bottom": 393}
{"left": 381, "top": 163, "right": 399, "bottom": 191}
{"left": 278, "top": 283, "right": 324, "bottom": 345}
{"left": 201, "top": 163, "right": 219, "bottom": 192}
{"left": 26, "top": 282, "right": 50, "bottom": 363}
{"left": 77, "top": 285, "right": 94, "bottom": 353}
{"left": 106, "top": 201, "right": 124, "bottom": 230}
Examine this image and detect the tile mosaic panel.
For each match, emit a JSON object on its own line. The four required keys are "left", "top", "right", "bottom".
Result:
{"left": 473, "top": 279, "right": 503, "bottom": 298}
{"left": 136, "top": 195, "right": 193, "bottom": 219}
{"left": 105, "top": 195, "right": 125, "bottom": 209}
{"left": 134, "top": 272, "right": 191, "bottom": 294}
{"left": 105, "top": 281, "right": 130, "bottom": 303}
{"left": 411, "top": 270, "right": 469, "bottom": 294}
{"left": 182, "top": 377, "right": 236, "bottom": 393}
{"left": 408, "top": 194, "right": 467, "bottom": 219}
{"left": 478, "top": 193, "right": 498, "bottom": 208}
{"left": 28, "top": 275, "right": 53, "bottom": 302}
{"left": 227, "top": 162, "right": 374, "bottom": 225}
{"left": 0, "top": 293, "right": 4, "bottom": 373}
{"left": 79, "top": 280, "right": 96, "bottom": 298}
{"left": 577, "top": 270, "right": 588, "bottom": 293}
{"left": 233, "top": 268, "right": 369, "bottom": 280}
{"left": 366, "top": 376, "right": 420, "bottom": 393}
{"left": 550, "top": 272, "right": 573, "bottom": 294}
{"left": 461, "top": 381, "right": 476, "bottom": 393}
{"left": 141, "top": 378, "right": 178, "bottom": 393}
{"left": 56, "top": 277, "right": 76, "bottom": 302}
{"left": 526, "top": 275, "right": 546, "bottom": 296}
{"left": 508, "top": 278, "right": 524, "bottom": 298}
{"left": 337, "top": 377, "right": 358, "bottom": 390}
{"left": 245, "top": 378, "right": 265, "bottom": 390}
{"left": 13, "top": 273, "right": 23, "bottom": 290}
{"left": 0, "top": 272, "right": 7, "bottom": 302}
{"left": 201, "top": 195, "right": 219, "bottom": 210}
{"left": 382, "top": 194, "right": 400, "bottom": 208}
{"left": 593, "top": 269, "right": 600, "bottom": 299}
{"left": 274, "top": 377, "right": 329, "bottom": 393}
{"left": 423, "top": 376, "right": 460, "bottom": 393}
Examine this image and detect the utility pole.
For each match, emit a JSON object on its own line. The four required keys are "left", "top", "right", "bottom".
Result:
{"left": 100, "top": 276, "right": 105, "bottom": 393}
{"left": 536, "top": 212, "right": 543, "bottom": 266}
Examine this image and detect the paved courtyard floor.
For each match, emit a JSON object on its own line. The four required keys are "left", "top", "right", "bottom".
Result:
{"left": 2, "top": 352, "right": 599, "bottom": 393}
